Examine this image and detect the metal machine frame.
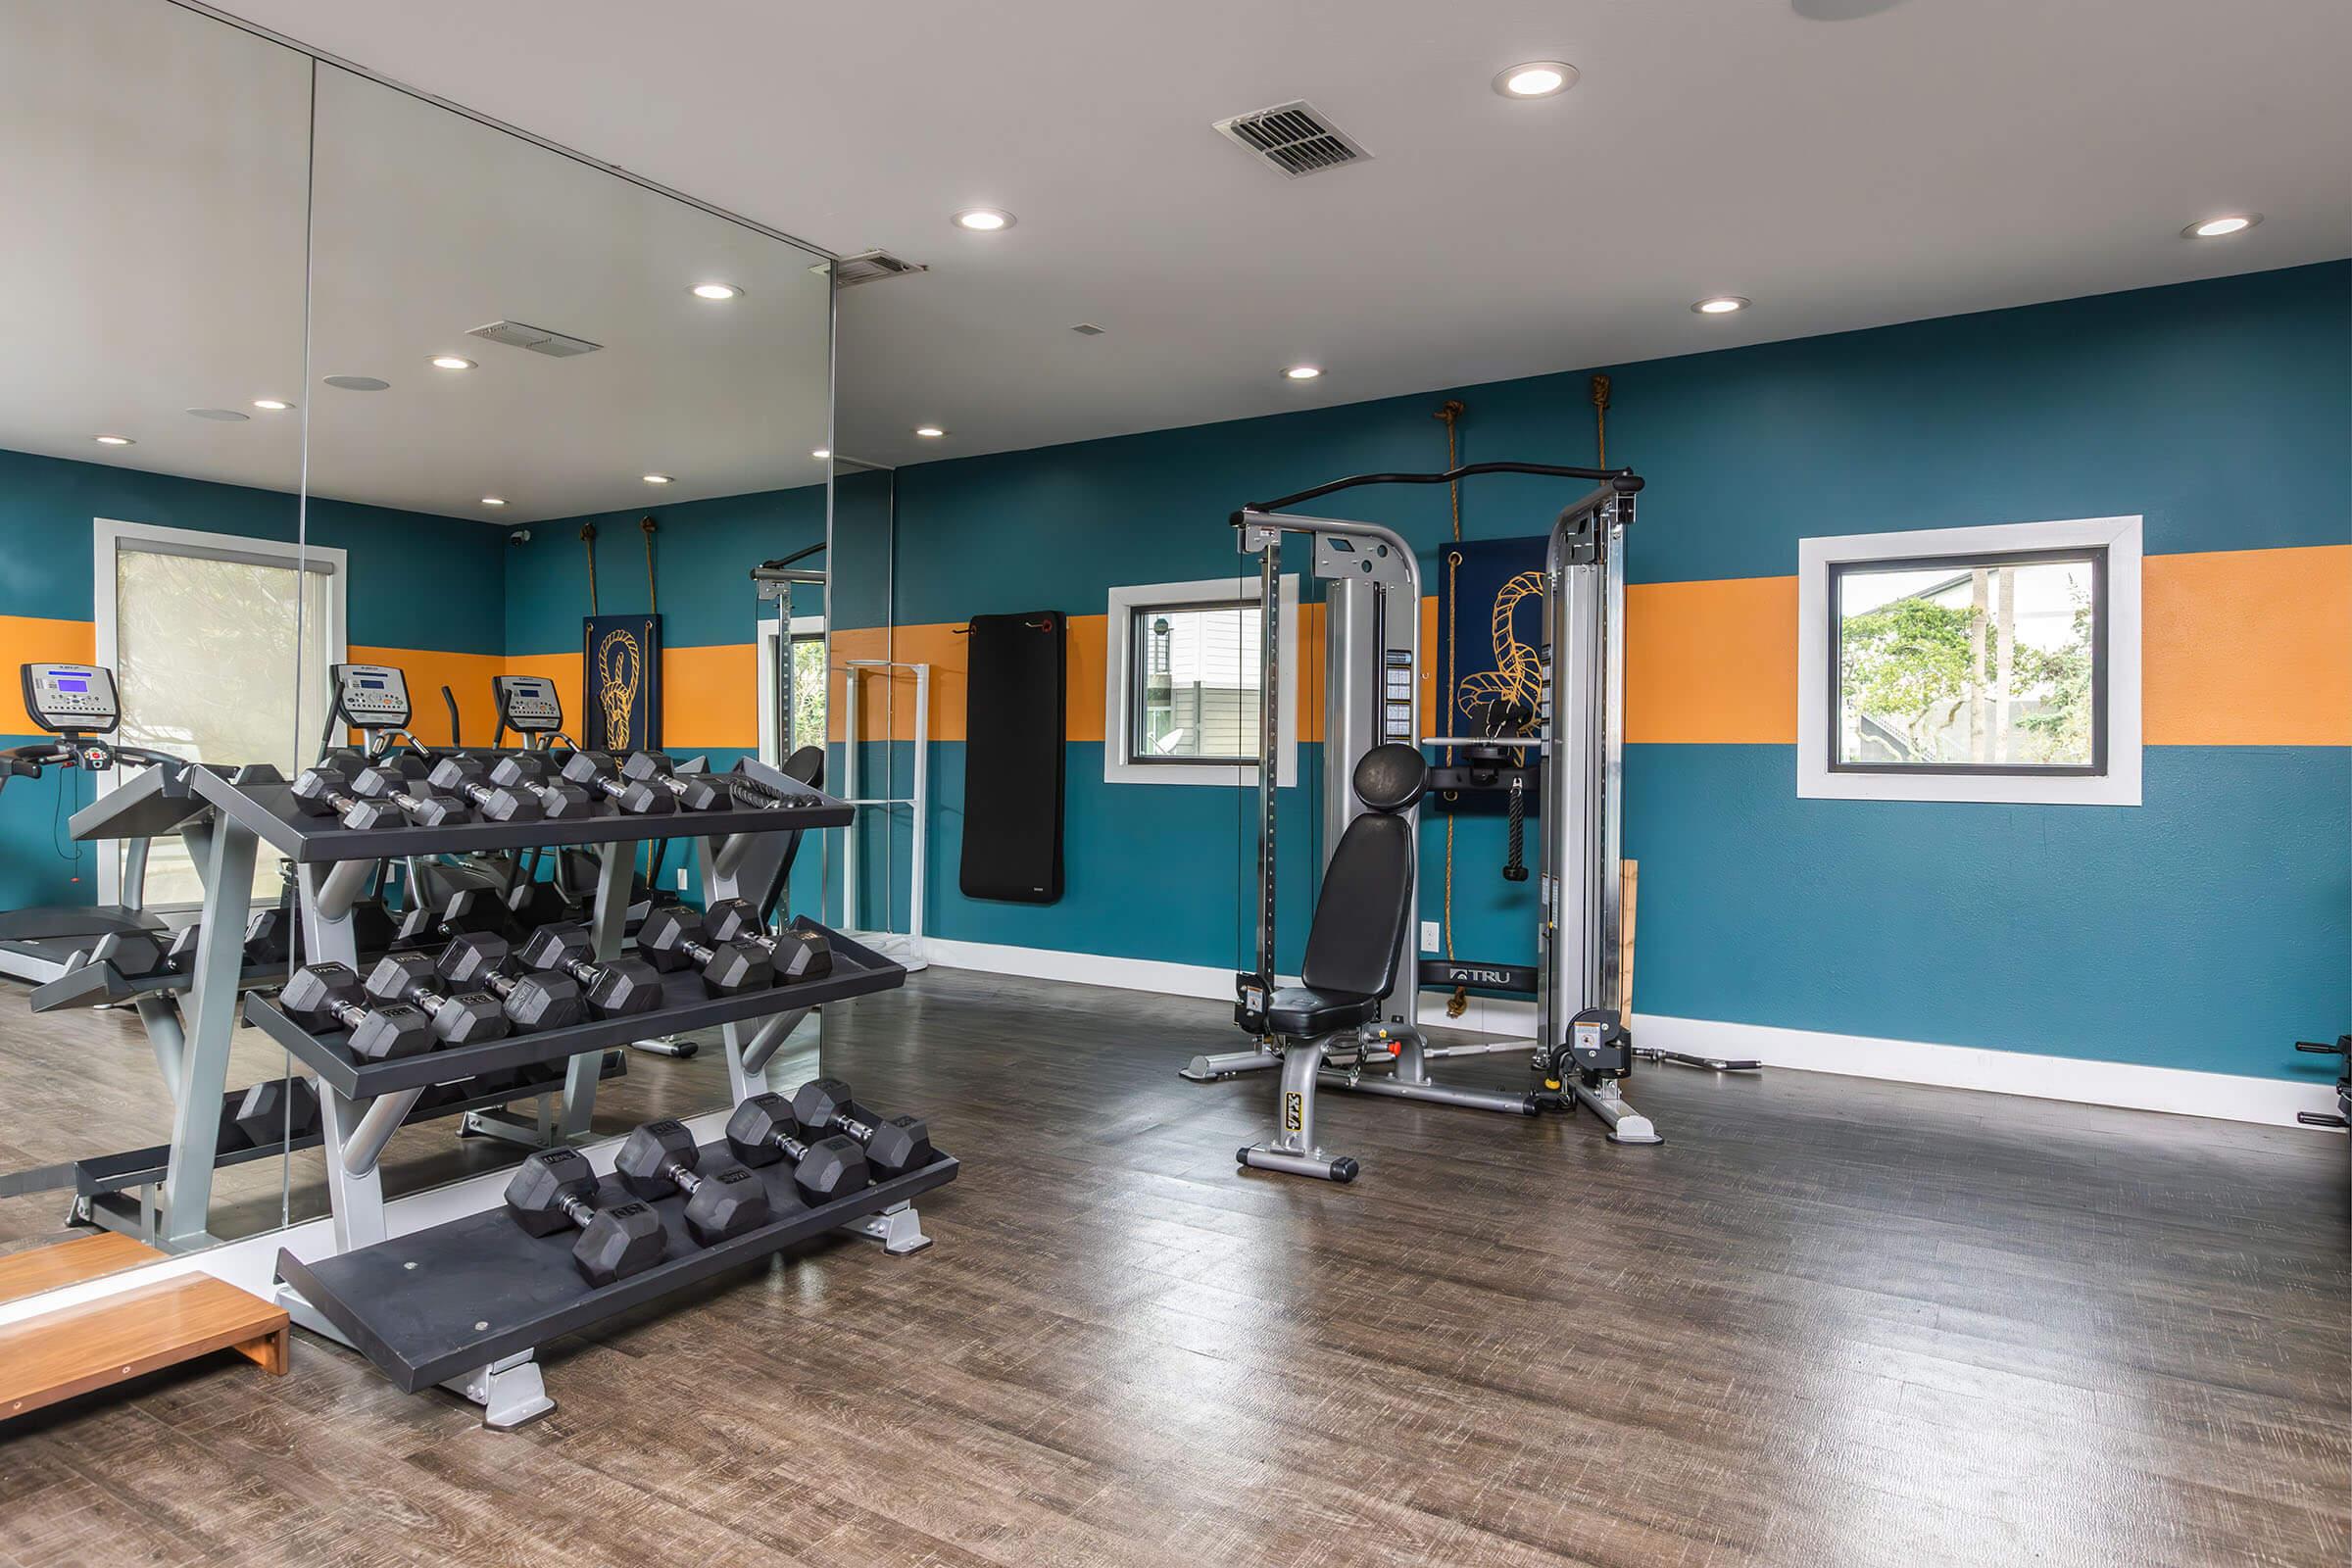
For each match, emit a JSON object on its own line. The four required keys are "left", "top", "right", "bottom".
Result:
{"left": 1190, "top": 463, "right": 1674, "bottom": 1178}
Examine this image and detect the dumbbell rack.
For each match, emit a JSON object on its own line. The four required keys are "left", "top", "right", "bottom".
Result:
{"left": 184, "top": 752, "right": 933, "bottom": 1425}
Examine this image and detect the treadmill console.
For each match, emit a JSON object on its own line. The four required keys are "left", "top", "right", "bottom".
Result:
{"left": 21, "top": 662, "right": 120, "bottom": 735}
{"left": 492, "top": 674, "right": 564, "bottom": 734}
{"left": 329, "top": 663, "right": 411, "bottom": 735}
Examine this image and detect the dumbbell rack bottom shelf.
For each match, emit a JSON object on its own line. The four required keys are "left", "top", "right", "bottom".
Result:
{"left": 242, "top": 922, "right": 903, "bottom": 1099}
{"left": 277, "top": 1141, "right": 957, "bottom": 1392}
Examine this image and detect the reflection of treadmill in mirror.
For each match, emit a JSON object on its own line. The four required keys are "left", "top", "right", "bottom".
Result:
{"left": 0, "top": 663, "right": 185, "bottom": 983}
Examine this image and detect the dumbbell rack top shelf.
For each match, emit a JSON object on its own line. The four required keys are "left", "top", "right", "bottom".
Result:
{"left": 244, "top": 921, "right": 905, "bottom": 1099}
{"left": 187, "top": 763, "right": 849, "bottom": 863}
{"left": 279, "top": 1132, "right": 957, "bottom": 1393}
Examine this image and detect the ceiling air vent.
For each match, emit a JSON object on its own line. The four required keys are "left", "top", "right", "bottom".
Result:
{"left": 466, "top": 319, "right": 603, "bottom": 358}
{"left": 824, "top": 250, "right": 930, "bottom": 288}
{"left": 1212, "top": 100, "right": 1370, "bottom": 178}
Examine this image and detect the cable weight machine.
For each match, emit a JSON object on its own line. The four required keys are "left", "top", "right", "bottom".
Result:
{"left": 1190, "top": 462, "right": 1748, "bottom": 1160}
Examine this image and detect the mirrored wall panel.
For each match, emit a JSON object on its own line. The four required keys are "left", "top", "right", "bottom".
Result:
{"left": 0, "top": 0, "right": 314, "bottom": 1261}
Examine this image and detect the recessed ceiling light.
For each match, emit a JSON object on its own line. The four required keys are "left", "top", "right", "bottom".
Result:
{"left": 1494, "top": 61, "right": 1578, "bottom": 98}
{"left": 811, "top": 448, "right": 831, "bottom": 460}
{"left": 690, "top": 282, "right": 743, "bottom": 301}
{"left": 322, "top": 374, "right": 390, "bottom": 392}
{"left": 953, "top": 209, "right": 1014, "bottom": 232}
{"left": 94, "top": 433, "right": 134, "bottom": 446}
{"left": 1691, "top": 296, "right": 1750, "bottom": 315}
{"left": 913, "top": 425, "right": 947, "bottom": 438}
{"left": 481, "top": 496, "right": 508, "bottom": 507}
{"left": 186, "top": 407, "right": 249, "bottom": 422}
{"left": 642, "top": 472, "right": 674, "bottom": 485}
{"left": 429, "top": 355, "right": 476, "bottom": 371}
{"left": 1283, "top": 365, "right": 1323, "bottom": 380}
{"left": 252, "top": 398, "right": 292, "bottom": 412}
{"left": 2183, "top": 214, "right": 2260, "bottom": 239}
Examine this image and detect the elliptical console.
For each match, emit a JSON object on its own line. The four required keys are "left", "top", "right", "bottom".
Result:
{"left": 492, "top": 674, "right": 564, "bottom": 747}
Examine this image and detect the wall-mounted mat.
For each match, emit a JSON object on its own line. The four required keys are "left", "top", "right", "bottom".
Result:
{"left": 960, "top": 611, "right": 1065, "bottom": 903}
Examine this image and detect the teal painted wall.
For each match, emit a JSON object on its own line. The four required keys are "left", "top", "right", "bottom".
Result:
{"left": 0, "top": 446, "right": 509, "bottom": 910}
{"left": 876, "top": 263, "right": 2350, "bottom": 1081}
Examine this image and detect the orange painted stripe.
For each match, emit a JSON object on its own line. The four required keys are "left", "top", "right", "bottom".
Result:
{"left": 1624, "top": 576, "right": 1800, "bottom": 745}
{"left": 0, "top": 616, "right": 97, "bottom": 733}
{"left": 2145, "top": 545, "right": 2351, "bottom": 746}
{"left": 661, "top": 643, "right": 758, "bottom": 750}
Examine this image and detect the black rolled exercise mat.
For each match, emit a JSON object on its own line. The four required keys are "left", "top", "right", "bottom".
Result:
{"left": 958, "top": 611, "right": 1065, "bottom": 903}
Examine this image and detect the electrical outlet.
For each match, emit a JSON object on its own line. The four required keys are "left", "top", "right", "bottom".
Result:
{"left": 1420, "top": 920, "right": 1440, "bottom": 953}
{"left": 675, "top": 869, "right": 689, "bottom": 891}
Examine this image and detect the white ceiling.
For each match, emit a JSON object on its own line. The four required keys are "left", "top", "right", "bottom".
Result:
{"left": 14, "top": 0, "right": 2352, "bottom": 507}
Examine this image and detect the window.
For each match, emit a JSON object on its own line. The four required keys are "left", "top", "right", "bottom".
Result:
{"left": 1132, "top": 602, "right": 1259, "bottom": 763}
{"left": 1105, "top": 576, "right": 1297, "bottom": 786}
{"left": 95, "top": 519, "right": 346, "bottom": 906}
{"left": 1798, "top": 516, "right": 2140, "bottom": 805}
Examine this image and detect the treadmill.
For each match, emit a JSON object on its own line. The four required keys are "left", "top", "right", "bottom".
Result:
{"left": 0, "top": 662, "right": 185, "bottom": 984}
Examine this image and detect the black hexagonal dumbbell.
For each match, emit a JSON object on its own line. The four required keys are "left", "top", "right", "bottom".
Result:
{"left": 723, "top": 1093, "right": 869, "bottom": 1201}
{"left": 435, "top": 932, "right": 587, "bottom": 1031}
{"left": 514, "top": 922, "right": 663, "bottom": 1015}
{"left": 425, "top": 754, "right": 544, "bottom": 822}
{"left": 789, "top": 1077, "right": 934, "bottom": 1178}
{"left": 557, "top": 750, "right": 674, "bottom": 815}
{"left": 350, "top": 763, "right": 472, "bottom": 828}
{"left": 363, "top": 953, "right": 510, "bottom": 1045}
{"left": 484, "top": 752, "right": 603, "bottom": 819}
{"left": 85, "top": 927, "right": 170, "bottom": 977}
{"left": 503, "top": 1148, "right": 665, "bottom": 1286}
{"left": 613, "top": 1119, "right": 771, "bottom": 1245}
{"left": 231, "top": 1075, "right": 319, "bottom": 1147}
{"left": 278, "top": 962, "right": 435, "bottom": 1060}
{"left": 702, "top": 899, "right": 834, "bottom": 983}
{"left": 617, "top": 750, "right": 727, "bottom": 811}
{"left": 635, "top": 906, "right": 772, "bottom": 994}
{"left": 288, "top": 764, "right": 403, "bottom": 830}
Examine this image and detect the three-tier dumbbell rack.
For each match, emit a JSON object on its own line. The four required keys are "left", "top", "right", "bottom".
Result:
{"left": 40, "top": 759, "right": 629, "bottom": 1247}
{"left": 182, "top": 751, "right": 952, "bottom": 1425}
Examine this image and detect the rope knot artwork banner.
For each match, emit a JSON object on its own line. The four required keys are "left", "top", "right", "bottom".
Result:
{"left": 583, "top": 613, "right": 662, "bottom": 754}
{"left": 1444, "top": 537, "right": 1547, "bottom": 737}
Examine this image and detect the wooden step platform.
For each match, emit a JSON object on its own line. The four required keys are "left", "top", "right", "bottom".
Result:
{"left": 0, "top": 1241, "right": 288, "bottom": 1421}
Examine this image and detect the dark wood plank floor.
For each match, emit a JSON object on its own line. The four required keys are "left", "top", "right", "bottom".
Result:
{"left": 0, "top": 968, "right": 2345, "bottom": 1567}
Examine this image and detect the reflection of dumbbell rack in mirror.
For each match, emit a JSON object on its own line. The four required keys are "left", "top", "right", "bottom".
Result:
{"left": 191, "top": 673, "right": 927, "bottom": 1428}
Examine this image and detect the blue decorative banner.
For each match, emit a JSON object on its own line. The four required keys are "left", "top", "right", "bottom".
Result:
{"left": 1438, "top": 535, "right": 1546, "bottom": 735}
{"left": 582, "top": 613, "right": 662, "bottom": 754}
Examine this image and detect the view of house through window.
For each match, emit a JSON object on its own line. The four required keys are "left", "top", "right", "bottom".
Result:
{"left": 1834, "top": 551, "right": 2102, "bottom": 771}
{"left": 1131, "top": 602, "right": 1260, "bottom": 763}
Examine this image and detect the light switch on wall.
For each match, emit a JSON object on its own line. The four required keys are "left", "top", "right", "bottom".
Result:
{"left": 1420, "top": 921, "right": 1440, "bottom": 953}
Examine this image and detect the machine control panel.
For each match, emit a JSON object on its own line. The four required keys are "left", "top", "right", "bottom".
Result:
{"left": 492, "top": 674, "right": 564, "bottom": 732}
{"left": 329, "top": 662, "right": 411, "bottom": 733}
{"left": 21, "top": 662, "right": 121, "bottom": 735}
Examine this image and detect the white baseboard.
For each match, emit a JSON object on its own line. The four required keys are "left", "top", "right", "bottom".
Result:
{"left": 919, "top": 937, "right": 2341, "bottom": 1130}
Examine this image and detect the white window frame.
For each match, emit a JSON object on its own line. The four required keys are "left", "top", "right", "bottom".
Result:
{"left": 1797, "top": 514, "right": 2140, "bottom": 807}
{"left": 757, "top": 613, "right": 826, "bottom": 765}
{"left": 92, "top": 518, "right": 349, "bottom": 903}
{"left": 1105, "top": 574, "right": 1298, "bottom": 788}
